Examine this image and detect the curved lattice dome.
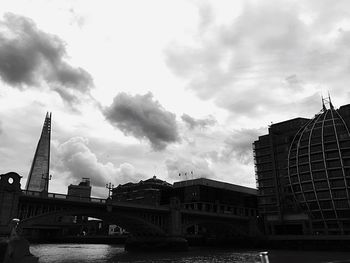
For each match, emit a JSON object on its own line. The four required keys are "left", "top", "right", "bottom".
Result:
{"left": 288, "top": 102, "right": 350, "bottom": 233}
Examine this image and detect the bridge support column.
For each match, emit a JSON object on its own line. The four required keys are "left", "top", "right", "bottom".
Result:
{"left": 169, "top": 197, "right": 182, "bottom": 236}
{"left": 125, "top": 197, "right": 188, "bottom": 252}
{"left": 0, "top": 173, "right": 22, "bottom": 236}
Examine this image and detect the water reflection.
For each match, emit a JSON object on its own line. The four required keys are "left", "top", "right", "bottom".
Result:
{"left": 31, "top": 244, "right": 123, "bottom": 263}
{"left": 31, "top": 244, "right": 261, "bottom": 263}
{"left": 30, "top": 244, "right": 350, "bottom": 263}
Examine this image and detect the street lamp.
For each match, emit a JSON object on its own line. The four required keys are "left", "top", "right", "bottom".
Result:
{"left": 42, "top": 173, "right": 52, "bottom": 192}
{"left": 106, "top": 182, "right": 114, "bottom": 199}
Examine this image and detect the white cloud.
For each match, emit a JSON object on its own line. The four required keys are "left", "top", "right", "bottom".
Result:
{"left": 3, "top": 0, "right": 350, "bottom": 195}
{"left": 165, "top": 0, "right": 350, "bottom": 123}
{"left": 52, "top": 137, "right": 147, "bottom": 188}
{"left": 166, "top": 156, "right": 214, "bottom": 180}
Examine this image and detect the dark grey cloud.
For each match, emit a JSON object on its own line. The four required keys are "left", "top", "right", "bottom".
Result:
{"left": 0, "top": 13, "right": 93, "bottom": 105}
{"left": 219, "top": 127, "right": 266, "bottom": 164}
{"left": 181, "top": 114, "right": 216, "bottom": 129}
{"left": 213, "top": 95, "right": 319, "bottom": 165}
{"left": 52, "top": 137, "right": 147, "bottom": 187}
{"left": 104, "top": 92, "right": 180, "bottom": 150}
{"left": 165, "top": 1, "right": 350, "bottom": 119}
{"left": 286, "top": 74, "right": 299, "bottom": 85}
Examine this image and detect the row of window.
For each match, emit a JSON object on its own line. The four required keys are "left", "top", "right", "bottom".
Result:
{"left": 293, "top": 182, "right": 350, "bottom": 193}
{"left": 289, "top": 140, "right": 350, "bottom": 157}
{"left": 290, "top": 147, "right": 350, "bottom": 160}
{"left": 289, "top": 171, "right": 350, "bottom": 183}
{"left": 302, "top": 191, "right": 349, "bottom": 202}
{"left": 293, "top": 151, "right": 350, "bottom": 164}
{"left": 289, "top": 163, "right": 350, "bottom": 176}
{"left": 311, "top": 209, "right": 350, "bottom": 219}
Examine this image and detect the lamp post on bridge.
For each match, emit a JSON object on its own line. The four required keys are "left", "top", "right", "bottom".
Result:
{"left": 106, "top": 182, "right": 114, "bottom": 199}
{"left": 41, "top": 173, "right": 52, "bottom": 192}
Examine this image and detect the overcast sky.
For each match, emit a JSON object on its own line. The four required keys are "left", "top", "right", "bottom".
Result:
{"left": 1, "top": 0, "right": 350, "bottom": 197}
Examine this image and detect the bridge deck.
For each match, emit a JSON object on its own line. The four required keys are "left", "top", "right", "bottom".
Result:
{"left": 21, "top": 190, "right": 106, "bottom": 204}
{"left": 20, "top": 191, "right": 255, "bottom": 219}
{"left": 20, "top": 190, "right": 170, "bottom": 212}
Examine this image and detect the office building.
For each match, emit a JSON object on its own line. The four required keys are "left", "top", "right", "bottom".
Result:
{"left": 173, "top": 178, "right": 257, "bottom": 217}
{"left": 254, "top": 99, "right": 350, "bottom": 235}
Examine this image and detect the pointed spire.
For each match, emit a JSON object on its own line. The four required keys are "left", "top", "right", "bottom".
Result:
{"left": 26, "top": 112, "right": 52, "bottom": 192}
{"left": 322, "top": 96, "right": 327, "bottom": 112}
{"left": 328, "top": 91, "right": 334, "bottom": 110}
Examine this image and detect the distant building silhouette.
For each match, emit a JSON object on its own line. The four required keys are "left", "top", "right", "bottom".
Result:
{"left": 112, "top": 176, "right": 172, "bottom": 206}
{"left": 67, "top": 178, "right": 92, "bottom": 224}
{"left": 254, "top": 99, "right": 350, "bottom": 235}
{"left": 25, "top": 112, "right": 51, "bottom": 192}
{"left": 67, "top": 178, "right": 92, "bottom": 200}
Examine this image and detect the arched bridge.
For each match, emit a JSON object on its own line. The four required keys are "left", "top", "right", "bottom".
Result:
{"left": 0, "top": 172, "right": 260, "bottom": 249}
{"left": 18, "top": 190, "right": 170, "bottom": 237}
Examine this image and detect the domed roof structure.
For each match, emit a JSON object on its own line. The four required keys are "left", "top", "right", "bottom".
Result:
{"left": 287, "top": 97, "right": 350, "bottom": 233}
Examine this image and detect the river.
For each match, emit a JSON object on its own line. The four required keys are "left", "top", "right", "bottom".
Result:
{"left": 30, "top": 244, "right": 350, "bottom": 263}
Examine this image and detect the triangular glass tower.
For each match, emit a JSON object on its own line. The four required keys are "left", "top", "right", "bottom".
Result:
{"left": 25, "top": 112, "right": 52, "bottom": 192}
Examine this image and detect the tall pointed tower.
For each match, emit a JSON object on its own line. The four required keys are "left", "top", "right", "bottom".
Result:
{"left": 25, "top": 112, "right": 52, "bottom": 192}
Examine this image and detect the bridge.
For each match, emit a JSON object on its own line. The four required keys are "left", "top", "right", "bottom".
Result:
{"left": 0, "top": 172, "right": 260, "bottom": 250}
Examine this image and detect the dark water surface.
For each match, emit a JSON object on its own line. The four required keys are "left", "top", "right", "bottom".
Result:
{"left": 30, "top": 244, "right": 350, "bottom": 263}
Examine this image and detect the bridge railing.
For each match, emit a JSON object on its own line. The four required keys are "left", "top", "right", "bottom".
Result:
{"left": 21, "top": 190, "right": 106, "bottom": 204}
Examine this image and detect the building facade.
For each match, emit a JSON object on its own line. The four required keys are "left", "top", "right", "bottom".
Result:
{"left": 112, "top": 176, "right": 258, "bottom": 216}
{"left": 254, "top": 101, "right": 350, "bottom": 235}
{"left": 173, "top": 178, "right": 257, "bottom": 217}
{"left": 111, "top": 176, "right": 173, "bottom": 206}
{"left": 67, "top": 178, "right": 92, "bottom": 200}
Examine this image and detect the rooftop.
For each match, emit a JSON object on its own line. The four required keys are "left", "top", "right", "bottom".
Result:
{"left": 173, "top": 178, "right": 257, "bottom": 195}
{"left": 115, "top": 176, "right": 172, "bottom": 189}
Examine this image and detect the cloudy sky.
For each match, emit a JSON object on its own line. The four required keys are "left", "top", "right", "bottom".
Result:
{"left": 1, "top": 0, "right": 350, "bottom": 197}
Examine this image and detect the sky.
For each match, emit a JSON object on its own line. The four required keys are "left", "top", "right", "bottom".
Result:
{"left": 1, "top": 0, "right": 350, "bottom": 197}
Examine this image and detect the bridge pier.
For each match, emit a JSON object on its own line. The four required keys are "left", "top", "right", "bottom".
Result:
{"left": 0, "top": 173, "right": 22, "bottom": 236}
{"left": 169, "top": 197, "right": 182, "bottom": 236}
{"left": 125, "top": 197, "right": 188, "bottom": 252}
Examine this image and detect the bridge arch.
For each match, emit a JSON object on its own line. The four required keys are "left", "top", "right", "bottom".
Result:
{"left": 18, "top": 208, "right": 167, "bottom": 237}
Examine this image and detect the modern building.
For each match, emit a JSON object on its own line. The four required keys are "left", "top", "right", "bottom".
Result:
{"left": 172, "top": 178, "right": 257, "bottom": 217}
{"left": 111, "top": 176, "right": 173, "bottom": 206}
{"left": 254, "top": 99, "right": 350, "bottom": 235}
{"left": 25, "top": 112, "right": 52, "bottom": 192}
{"left": 66, "top": 178, "right": 92, "bottom": 224}
{"left": 112, "top": 176, "right": 258, "bottom": 217}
